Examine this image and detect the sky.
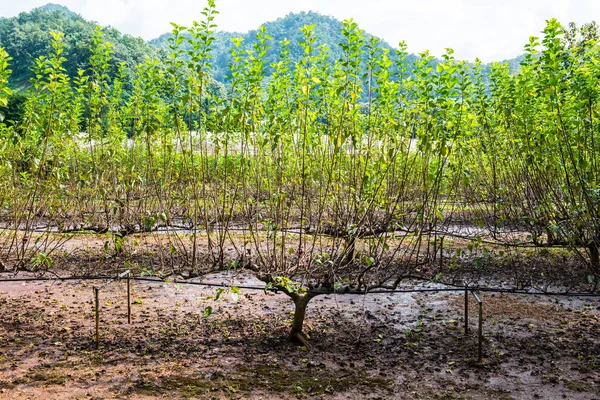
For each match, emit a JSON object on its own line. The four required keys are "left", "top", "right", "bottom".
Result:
{"left": 1, "top": 0, "right": 598, "bottom": 62}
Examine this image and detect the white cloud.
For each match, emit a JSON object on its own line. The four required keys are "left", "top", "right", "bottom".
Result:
{"left": 2, "top": 0, "right": 599, "bottom": 61}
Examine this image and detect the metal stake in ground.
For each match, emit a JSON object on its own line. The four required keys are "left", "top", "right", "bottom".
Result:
{"left": 93, "top": 270, "right": 131, "bottom": 349}
{"left": 470, "top": 290, "right": 483, "bottom": 362}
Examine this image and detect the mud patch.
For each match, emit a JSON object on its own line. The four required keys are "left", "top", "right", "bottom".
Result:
{"left": 0, "top": 275, "right": 599, "bottom": 399}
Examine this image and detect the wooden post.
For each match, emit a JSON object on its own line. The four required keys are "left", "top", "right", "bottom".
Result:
{"left": 464, "top": 287, "right": 469, "bottom": 335}
{"left": 439, "top": 236, "right": 444, "bottom": 270}
{"left": 94, "top": 287, "right": 100, "bottom": 350}
{"left": 478, "top": 296, "right": 483, "bottom": 362}
{"left": 470, "top": 290, "right": 483, "bottom": 362}
{"left": 127, "top": 275, "right": 131, "bottom": 324}
{"left": 432, "top": 233, "right": 437, "bottom": 263}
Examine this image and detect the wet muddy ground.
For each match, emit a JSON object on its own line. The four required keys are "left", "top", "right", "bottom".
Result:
{"left": 0, "top": 272, "right": 599, "bottom": 399}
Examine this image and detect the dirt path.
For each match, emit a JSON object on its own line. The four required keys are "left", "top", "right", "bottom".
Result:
{"left": 0, "top": 272, "right": 599, "bottom": 399}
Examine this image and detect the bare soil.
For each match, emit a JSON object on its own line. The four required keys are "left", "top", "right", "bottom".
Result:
{"left": 0, "top": 270, "right": 599, "bottom": 399}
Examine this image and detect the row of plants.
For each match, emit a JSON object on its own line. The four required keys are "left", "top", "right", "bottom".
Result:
{"left": 0, "top": 2, "right": 598, "bottom": 338}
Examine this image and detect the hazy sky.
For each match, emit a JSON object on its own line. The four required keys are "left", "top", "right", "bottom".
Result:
{"left": 2, "top": 0, "right": 598, "bottom": 62}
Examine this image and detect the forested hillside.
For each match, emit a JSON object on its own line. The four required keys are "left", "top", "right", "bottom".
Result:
{"left": 150, "top": 11, "right": 419, "bottom": 82}
{"left": 0, "top": 3, "right": 157, "bottom": 89}
{"left": 0, "top": 3, "right": 523, "bottom": 89}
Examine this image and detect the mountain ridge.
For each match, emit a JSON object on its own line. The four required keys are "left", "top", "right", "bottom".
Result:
{"left": 0, "top": 3, "right": 158, "bottom": 88}
{"left": 149, "top": 10, "right": 419, "bottom": 82}
{"left": 0, "top": 3, "right": 523, "bottom": 88}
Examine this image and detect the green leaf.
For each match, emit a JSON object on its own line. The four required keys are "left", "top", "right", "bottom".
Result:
{"left": 435, "top": 208, "right": 444, "bottom": 222}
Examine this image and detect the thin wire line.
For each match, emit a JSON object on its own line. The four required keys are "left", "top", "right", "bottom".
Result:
{"left": 1, "top": 275, "right": 599, "bottom": 297}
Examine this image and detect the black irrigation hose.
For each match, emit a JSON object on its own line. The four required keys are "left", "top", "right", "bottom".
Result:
{"left": 0, "top": 276, "right": 116, "bottom": 282}
{"left": 132, "top": 276, "right": 279, "bottom": 292}
{"left": 467, "top": 287, "right": 600, "bottom": 297}
{"left": 1, "top": 275, "right": 599, "bottom": 297}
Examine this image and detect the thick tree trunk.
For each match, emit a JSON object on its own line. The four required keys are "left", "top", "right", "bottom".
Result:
{"left": 289, "top": 292, "right": 319, "bottom": 346}
{"left": 291, "top": 295, "right": 310, "bottom": 335}
{"left": 255, "top": 274, "right": 323, "bottom": 346}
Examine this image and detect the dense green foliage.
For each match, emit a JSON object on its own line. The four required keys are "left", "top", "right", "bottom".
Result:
{"left": 151, "top": 11, "right": 417, "bottom": 82}
{"left": 0, "top": 3, "right": 524, "bottom": 93}
{"left": 0, "top": 0, "right": 598, "bottom": 322}
{"left": 0, "top": 3, "right": 158, "bottom": 89}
